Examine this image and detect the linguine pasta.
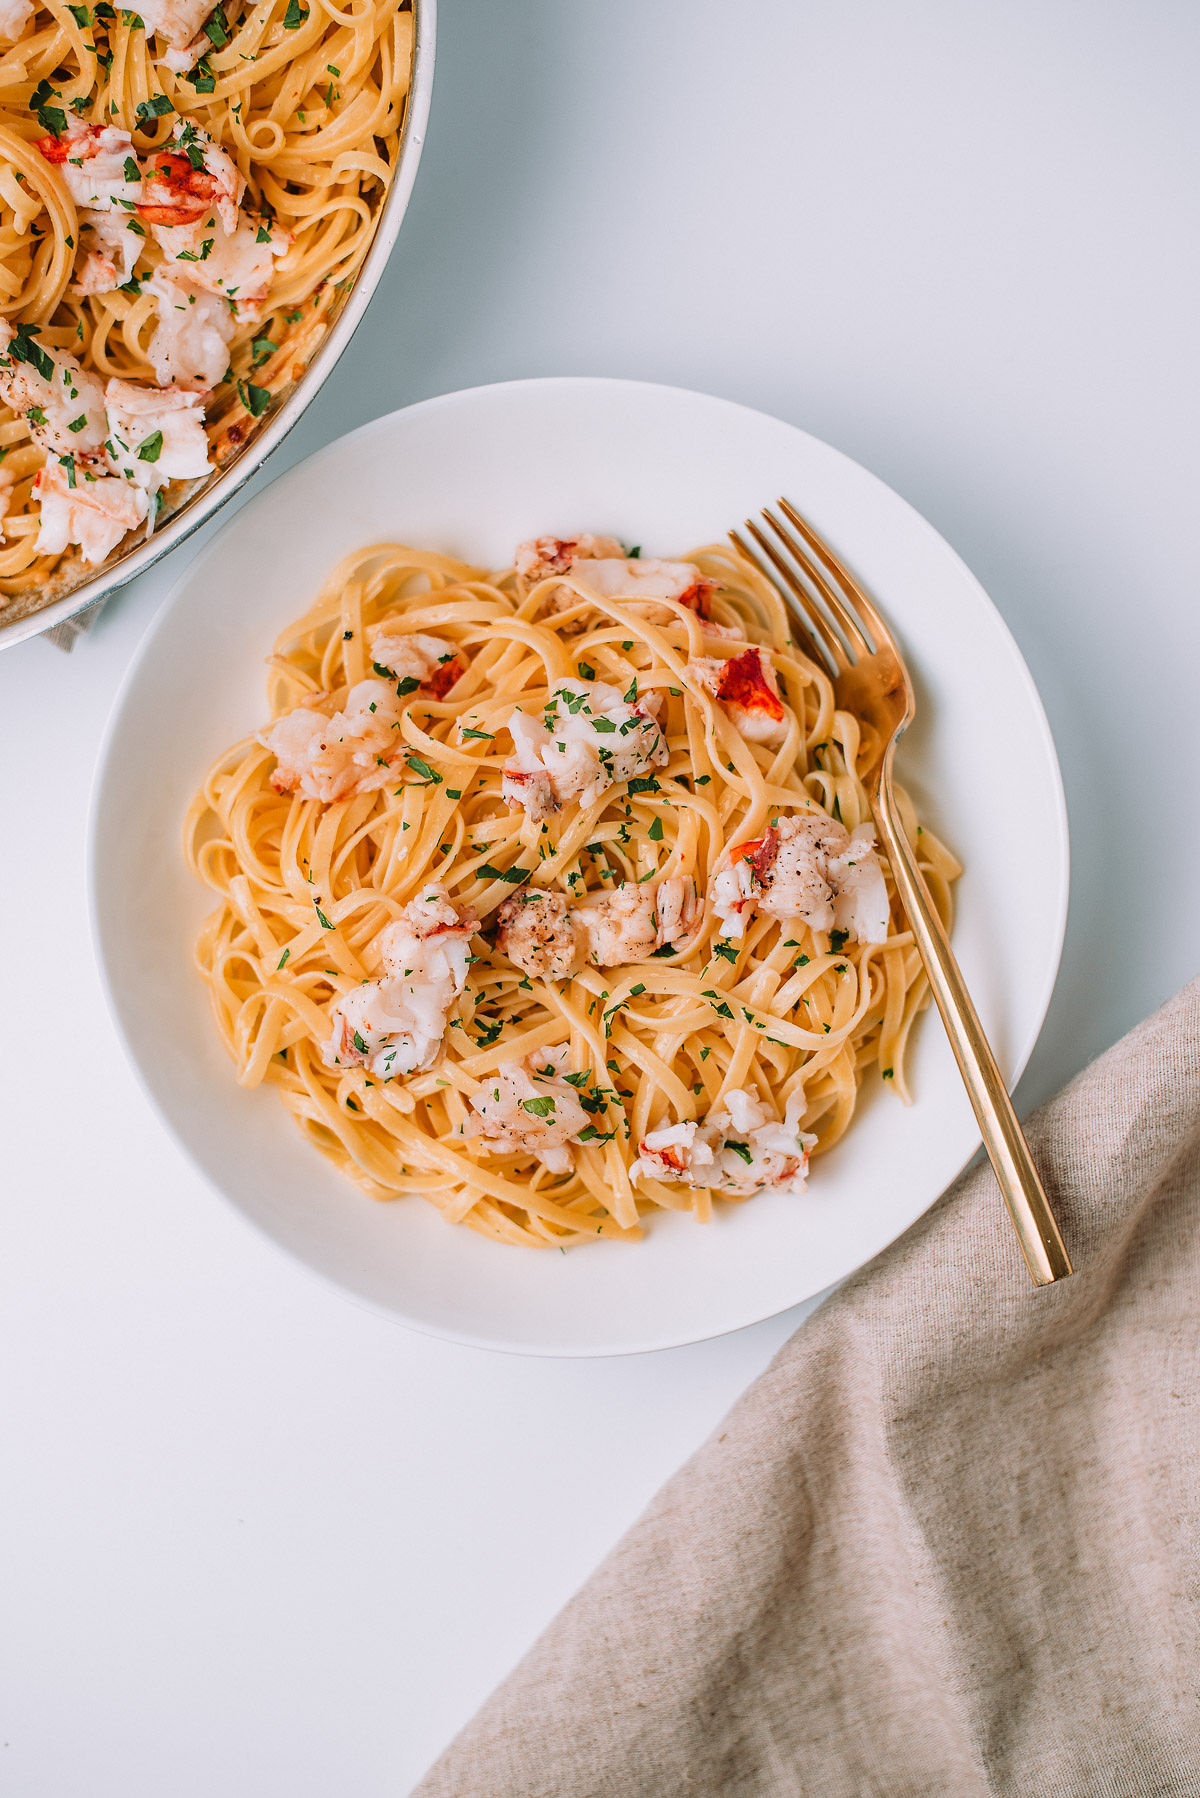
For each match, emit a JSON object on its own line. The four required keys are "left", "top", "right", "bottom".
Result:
{"left": 0, "top": 0, "right": 413, "bottom": 620}
{"left": 185, "top": 536, "right": 961, "bottom": 1249}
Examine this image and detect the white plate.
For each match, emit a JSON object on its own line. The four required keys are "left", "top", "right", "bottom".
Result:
{"left": 89, "top": 377, "right": 1068, "bottom": 1356}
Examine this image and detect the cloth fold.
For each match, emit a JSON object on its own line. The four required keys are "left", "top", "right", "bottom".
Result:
{"left": 415, "top": 978, "right": 1200, "bottom": 1798}
{"left": 40, "top": 598, "right": 105, "bottom": 651}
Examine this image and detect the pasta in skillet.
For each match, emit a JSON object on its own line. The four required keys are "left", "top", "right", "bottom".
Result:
{"left": 0, "top": 0, "right": 413, "bottom": 619}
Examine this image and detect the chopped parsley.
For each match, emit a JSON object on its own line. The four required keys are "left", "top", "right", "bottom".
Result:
{"left": 702, "top": 990, "right": 734, "bottom": 1020}
{"left": 647, "top": 817, "right": 663, "bottom": 841}
{"left": 29, "top": 79, "right": 67, "bottom": 135}
{"left": 236, "top": 379, "right": 270, "bottom": 417}
{"left": 314, "top": 905, "right": 333, "bottom": 929}
{"left": 276, "top": 948, "right": 290, "bottom": 969}
{"left": 460, "top": 726, "right": 493, "bottom": 741}
{"left": 405, "top": 753, "right": 442, "bottom": 784}
{"left": 203, "top": 2, "right": 229, "bottom": 44}
{"left": 137, "top": 430, "right": 163, "bottom": 463}
{"left": 726, "top": 1140, "right": 753, "bottom": 1164}
{"left": 134, "top": 93, "right": 174, "bottom": 123}
{"left": 8, "top": 323, "right": 53, "bottom": 381}
{"left": 478, "top": 863, "right": 526, "bottom": 883}
{"left": 521, "top": 1095, "right": 555, "bottom": 1119}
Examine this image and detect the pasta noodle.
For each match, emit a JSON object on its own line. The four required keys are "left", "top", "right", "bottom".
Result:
{"left": 0, "top": 0, "right": 413, "bottom": 622}
{"left": 185, "top": 536, "right": 961, "bottom": 1248}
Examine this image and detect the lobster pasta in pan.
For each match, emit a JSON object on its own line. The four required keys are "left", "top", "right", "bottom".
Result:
{"left": 0, "top": 0, "right": 413, "bottom": 617}
{"left": 185, "top": 535, "right": 961, "bottom": 1249}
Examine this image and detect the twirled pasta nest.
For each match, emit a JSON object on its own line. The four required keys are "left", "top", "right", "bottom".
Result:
{"left": 186, "top": 534, "right": 961, "bottom": 1248}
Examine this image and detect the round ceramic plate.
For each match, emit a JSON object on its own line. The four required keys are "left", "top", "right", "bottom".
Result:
{"left": 89, "top": 377, "right": 1069, "bottom": 1356}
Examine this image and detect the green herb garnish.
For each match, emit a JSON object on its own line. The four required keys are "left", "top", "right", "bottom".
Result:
{"left": 134, "top": 93, "right": 174, "bottom": 123}
{"left": 236, "top": 379, "right": 270, "bottom": 417}
{"left": 406, "top": 753, "right": 442, "bottom": 784}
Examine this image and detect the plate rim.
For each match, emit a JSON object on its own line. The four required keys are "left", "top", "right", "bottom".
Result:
{"left": 87, "top": 374, "right": 1070, "bottom": 1356}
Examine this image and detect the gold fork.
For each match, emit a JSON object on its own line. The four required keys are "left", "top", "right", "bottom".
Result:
{"left": 731, "top": 498, "right": 1072, "bottom": 1286}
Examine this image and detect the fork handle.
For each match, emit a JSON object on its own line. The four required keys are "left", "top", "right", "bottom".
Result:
{"left": 870, "top": 754, "right": 1072, "bottom": 1285}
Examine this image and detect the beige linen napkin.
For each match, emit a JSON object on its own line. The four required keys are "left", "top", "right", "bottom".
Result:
{"left": 415, "top": 978, "right": 1200, "bottom": 1798}
{"left": 39, "top": 600, "right": 105, "bottom": 651}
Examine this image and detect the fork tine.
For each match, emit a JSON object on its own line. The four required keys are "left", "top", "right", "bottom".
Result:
{"left": 777, "top": 496, "right": 892, "bottom": 651}
{"left": 763, "top": 505, "right": 873, "bottom": 659}
{"left": 733, "top": 520, "right": 849, "bottom": 675}
{"left": 728, "top": 526, "right": 838, "bottom": 673}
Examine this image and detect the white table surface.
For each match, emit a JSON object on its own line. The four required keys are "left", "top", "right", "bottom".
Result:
{"left": 3, "top": 4, "right": 1198, "bottom": 1792}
